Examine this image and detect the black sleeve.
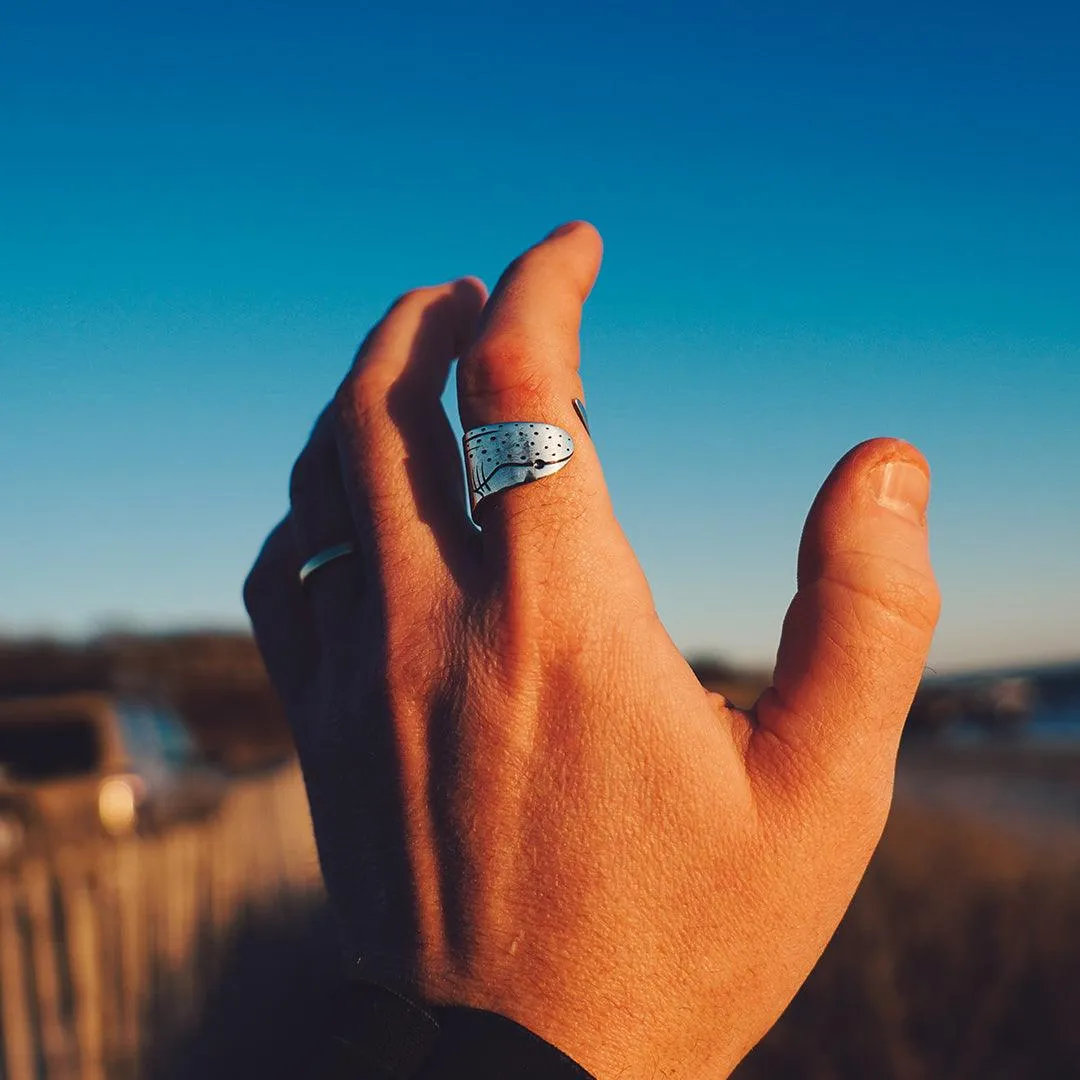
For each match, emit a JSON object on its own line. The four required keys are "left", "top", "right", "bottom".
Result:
{"left": 333, "top": 979, "right": 596, "bottom": 1080}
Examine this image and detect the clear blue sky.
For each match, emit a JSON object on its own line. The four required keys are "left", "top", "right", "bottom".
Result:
{"left": 2, "top": 0, "right": 1078, "bottom": 672}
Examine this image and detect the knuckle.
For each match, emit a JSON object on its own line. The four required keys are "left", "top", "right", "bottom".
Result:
{"left": 339, "top": 365, "right": 391, "bottom": 427}
{"left": 824, "top": 552, "right": 940, "bottom": 639}
{"left": 461, "top": 331, "right": 549, "bottom": 404}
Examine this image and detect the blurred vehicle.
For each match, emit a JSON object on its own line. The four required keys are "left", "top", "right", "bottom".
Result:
{"left": 0, "top": 693, "right": 227, "bottom": 864}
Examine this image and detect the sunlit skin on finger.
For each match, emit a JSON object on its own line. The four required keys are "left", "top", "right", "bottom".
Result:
{"left": 458, "top": 222, "right": 602, "bottom": 426}
{"left": 456, "top": 222, "right": 639, "bottom": 600}
{"left": 334, "top": 278, "right": 489, "bottom": 591}
{"left": 752, "top": 438, "right": 939, "bottom": 798}
{"left": 244, "top": 221, "right": 941, "bottom": 1080}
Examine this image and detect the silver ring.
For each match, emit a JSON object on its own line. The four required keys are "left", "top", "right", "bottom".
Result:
{"left": 298, "top": 541, "right": 357, "bottom": 584}
{"left": 463, "top": 422, "right": 574, "bottom": 518}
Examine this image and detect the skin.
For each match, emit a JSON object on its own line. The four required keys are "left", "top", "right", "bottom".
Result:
{"left": 244, "top": 222, "right": 940, "bottom": 1079}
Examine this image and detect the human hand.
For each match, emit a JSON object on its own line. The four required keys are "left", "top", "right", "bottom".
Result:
{"left": 244, "top": 222, "right": 940, "bottom": 1079}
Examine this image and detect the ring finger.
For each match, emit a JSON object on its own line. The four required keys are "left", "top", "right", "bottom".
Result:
{"left": 289, "top": 404, "right": 364, "bottom": 636}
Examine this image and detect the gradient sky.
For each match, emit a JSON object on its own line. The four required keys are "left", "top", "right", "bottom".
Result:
{"left": 2, "top": 0, "right": 1078, "bottom": 672}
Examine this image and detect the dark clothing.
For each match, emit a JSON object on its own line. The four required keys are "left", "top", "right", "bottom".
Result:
{"left": 336, "top": 980, "right": 595, "bottom": 1079}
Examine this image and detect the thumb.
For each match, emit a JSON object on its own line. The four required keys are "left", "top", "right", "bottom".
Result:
{"left": 752, "top": 438, "right": 941, "bottom": 797}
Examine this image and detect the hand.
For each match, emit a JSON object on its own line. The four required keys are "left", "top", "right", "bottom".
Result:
{"left": 244, "top": 222, "right": 940, "bottom": 1079}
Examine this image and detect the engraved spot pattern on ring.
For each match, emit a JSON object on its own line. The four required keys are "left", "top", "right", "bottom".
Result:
{"left": 463, "top": 422, "right": 574, "bottom": 516}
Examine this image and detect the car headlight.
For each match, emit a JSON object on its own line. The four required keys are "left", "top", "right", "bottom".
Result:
{"left": 98, "top": 776, "right": 141, "bottom": 835}
{"left": 0, "top": 813, "right": 26, "bottom": 862}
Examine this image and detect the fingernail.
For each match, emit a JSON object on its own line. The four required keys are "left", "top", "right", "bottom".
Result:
{"left": 872, "top": 460, "right": 929, "bottom": 526}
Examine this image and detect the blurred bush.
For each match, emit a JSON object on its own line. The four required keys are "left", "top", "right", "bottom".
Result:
{"left": 0, "top": 634, "right": 291, "bottom": 771}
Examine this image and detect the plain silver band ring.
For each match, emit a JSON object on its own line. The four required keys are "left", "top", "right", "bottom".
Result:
{"left": 298, "top": 541, "right": 357, "bottom": 584}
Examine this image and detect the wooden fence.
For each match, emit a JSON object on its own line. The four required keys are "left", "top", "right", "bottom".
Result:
{"left": 0, "top": 766, "right": 322, "bottom": 1080}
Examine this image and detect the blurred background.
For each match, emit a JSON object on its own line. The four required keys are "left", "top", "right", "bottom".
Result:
{"left": 1, "top": 0, "right": 1077, "bottom": 1076}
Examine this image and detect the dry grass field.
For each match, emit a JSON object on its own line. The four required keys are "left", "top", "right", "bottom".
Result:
{"left": 737, "top": 748, "right": 1080, "bottom": 1080}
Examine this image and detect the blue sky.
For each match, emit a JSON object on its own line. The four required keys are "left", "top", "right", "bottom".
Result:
{"left": 2, "top": 0, "right": 1078, "bottom": 671}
